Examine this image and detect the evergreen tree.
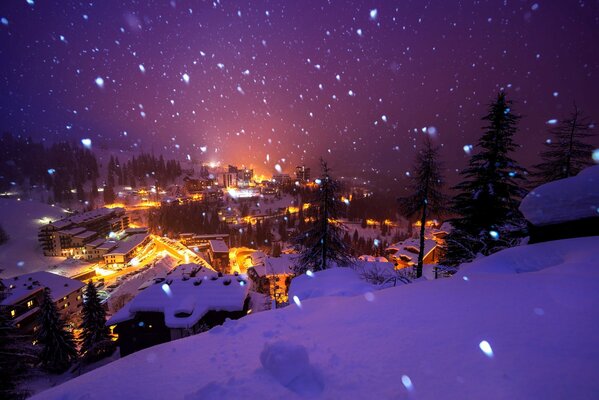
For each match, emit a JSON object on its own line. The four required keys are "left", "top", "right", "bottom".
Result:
{"left": 0, "top": 223, "right": 8, "bottom": 245}
{"left": 440, "top": 92, "right": 526, "bottom": 266}
{"left": 532, "top": 105, "right": 595, "bottom": 184}
{"left": 0, "top": 311, "right": 37, "bottom": 400}
{"left": 398, "top": 136, "right": 445, "bottom": 278}
{"left": 36, "top": 288, "right": 78, "bottom": 373}
{"left": 79, "top": 281, "right": 113, "bottom": 362}
{"left": 293, "top": 159, "right": 352, "bottom": 274}
{"left": 441, "top": 92, "right": 527, "bottom": 267}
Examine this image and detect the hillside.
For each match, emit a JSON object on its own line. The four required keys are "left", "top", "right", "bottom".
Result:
{"left": 0, "top": 198, "right": 66, "bottom": 278}
{"left": 31, "top": 236, "right": 599, "bottom": 400}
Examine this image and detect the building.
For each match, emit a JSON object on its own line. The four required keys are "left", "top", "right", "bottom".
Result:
{"left": 247, "top": 255, "right": 295, "bottom": 304}
{"left": 180, "top": 233, "right": 230, "bottom": 248}
{"left": 103, "top": 233, "right": 152, "bottom": 268}
{"left": 295, "top": 165, "right": 311, "bottom": 182}
{"left": 0, "top": 271, "right": 85, "bottom": 334}
{"left": 218, "top": 172, "right": 238, "bottom": 188}
{"left": 183, "top": 177, "right": 214, "bottom": 194}
{"left": 38, "top": 207, "right": 129, "bottom": 256}
{"left": 207, "top": 240, "right": 230, "bottom": 273}
{"left": 107, "top": 274, "right": 250, "bottom": 356}
{"left": 237, "top": 168, "right": 254, "bottom": 186}
{"left": 271, "top": 174, "right": 291, "bottom": 185}
{"left": 385, "top": 238, "right": 439, "bottom": 267}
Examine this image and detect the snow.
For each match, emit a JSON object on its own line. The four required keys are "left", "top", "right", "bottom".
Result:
{"left": 0, "top": 198, "right": 66, "bottom": 277}
{"left": 251, "top": 254, "right": 296, "bottom": 277}
{"left": 259, "top": 341, "right": 324, "bottom": 396}
{"left": 519, "top": 165, "right": 599, "bottom": 226}
{"left": 31, "top": 236, "right": 599, "bottom": 400}
{"left": 0, "top": 271, "right": 84, "bottom": 306}
{"left": 289, "top": 267, "right": 374, "bottom": 302}
{"left": 107, "top": 273, "right": 249, "bottom": 329}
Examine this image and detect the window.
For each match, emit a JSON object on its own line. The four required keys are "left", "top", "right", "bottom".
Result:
{"left": 27, "top": 300, "right": 34, "bottom": 308}
{"left": 10, "top": 309, "right": 16, "bottom": 318}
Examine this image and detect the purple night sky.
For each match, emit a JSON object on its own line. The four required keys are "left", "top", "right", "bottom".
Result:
{"left": 1, "top": 1, "right": 598, "bottom": 182}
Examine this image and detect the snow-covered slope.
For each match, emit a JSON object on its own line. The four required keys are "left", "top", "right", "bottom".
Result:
{"left": 0, "top": 198, "right": 66, "bottom": 278}
{"left": 32, "top": 236, "right": 599, "bottom": 400}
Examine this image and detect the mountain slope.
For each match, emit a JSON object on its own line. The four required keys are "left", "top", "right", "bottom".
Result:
{"left": 32, "top": 236, "right": 599, "bottom": 400}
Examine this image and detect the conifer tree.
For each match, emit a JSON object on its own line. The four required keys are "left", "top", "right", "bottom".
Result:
{"left": 36, "top": 288, "right": 78, "bottom": 373}
{"left": 0, "top": 311, "right": 37, "bottom": 399}
{"left": 0, "top": 223, "right": 8, "bottom": 245}
{"left": 80, "top": 281, "right": 113, "bottom": 362}
{"left": 293, "top": 159, "right": 352, "bottom": 274}
{"left": 398, "top": 136, "right": 445, "bottom": 277}
{"left": 532, "top": 105, "right": 595, "bottom": 184}
{"left": 441, "top": 92, "right": 527, "bottom": 267}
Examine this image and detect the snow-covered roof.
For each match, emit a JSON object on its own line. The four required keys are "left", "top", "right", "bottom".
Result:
{"left": 0, "top": 271, "right": 85, "bottom": 306}
{"left": 209, "top": 239, "right": 229, "bottom": 253}
{"left": 107, "top": 275, "right": 249, "bottom": 329}
{"left": 289, "top": 267, "right": 373, "bottom": 302}
{"left": 105, "top": 233, "right": 149, "bottom": 256}
{"left": 385, "top": 238, "right": 437, "bottom": 262}
{"left": 58, "top": 226, "right": 87, "bottom": 236}
{"left": 519, "top": 165, "right": 599, "bottom": 226}
{"left": 86, "top": 237, "right": 107, "bottom": 248}
{"left": 252, "top": 255, "right": 296, "bottom": 277}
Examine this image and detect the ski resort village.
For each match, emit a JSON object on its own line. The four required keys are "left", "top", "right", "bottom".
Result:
{"left": 1, "top": 1, "right": 599, "bottom": 399}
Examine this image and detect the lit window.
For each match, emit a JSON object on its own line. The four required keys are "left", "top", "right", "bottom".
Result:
{"left": 27, "top": 300, "right": 34, "bottom": 308}
{"left": 64, "top": 303, "right": 68, "bottom": 308}
{"left": 63, "top": 296, "right": 67, "bottom": 300}
{"left": 10, "top": 309, "right": 16, "bottom": 318}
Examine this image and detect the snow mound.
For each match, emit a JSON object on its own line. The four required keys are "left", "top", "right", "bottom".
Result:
{"left": 519, "top": 165, "right": 599, "bottom": 226}
{"left": 458, "top": 236, "right": 598, "bottom": 276}
{"left": 288, "top": 267, "right": 373, "bottom": 302}
{"left": 260, "top": 341, "right": 324, "bottom": 396}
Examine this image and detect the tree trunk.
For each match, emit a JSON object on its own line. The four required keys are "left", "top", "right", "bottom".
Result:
{"left": 416, "top": 200, "right": 427, "bottom": 278}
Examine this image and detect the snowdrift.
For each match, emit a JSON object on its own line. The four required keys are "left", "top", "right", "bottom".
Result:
{"left": 32, "top": 236, "right": 599, "bottom": 400}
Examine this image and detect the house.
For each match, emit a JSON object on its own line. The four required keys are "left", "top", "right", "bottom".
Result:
{"left": 0, "top": 271, "right": 85, "bottom": 334}
{"left": 103, "top": 233, "right": 152, "bottom": 268}
{"left": 520, "top": 165, "right": 599, "bottom": 244}
{"left": 247, "top": 255, "right": 295, "bottom": 304}
{"left": 385, "top": 238, "right": 439, "bottom": 267}
{"left": 107, "top": 274, "right": 250, "bottom": 356}
{"left": 207, "top": 240, "right": 230, "bottom": 273}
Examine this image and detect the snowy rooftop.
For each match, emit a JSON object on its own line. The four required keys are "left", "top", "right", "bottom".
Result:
{"left": 0, "top": 271, "right": 84, "bottom": 306}
{"left": 47, "top": 207, "right": 124, "bottom": 229}
{"left": 209, "top": 239, "right": 229, "bottom": 253}
{"left": 105, "top": 233, "right": 149, "bottom": 256}
{"left": 57, "top": 226, "right": 87, "bottom": 236}
{"left": 85, "top": 237, "right": 107, "bottom": 248}
{"left": 252, "top": 255, "right": 296, "bottom": 277}
{"left": 519, "top": 165, "right": 599, "bottom": 226}
{"left": 73, "top": 230, "right": 97, "bottom": 240}
{"left": 385, "top": 238, "right": 437, "bottom": 262}
{"left": 107, "top": 275, "right": 249, "bottom": 329}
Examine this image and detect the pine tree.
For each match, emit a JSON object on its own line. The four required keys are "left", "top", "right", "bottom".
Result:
{"left": 441, "top": 92, "right": 527, "bottom": 267}
{"left": 532, "top": 105, "right": 595, "bottom": 184}
{"left": 79, "top": 281, "right": 113, "bottom": 362}
{"left": 36, "top": 288, "right": 78, "bottom": 373}
{"left": 0, "top": 311, "right": 37, "bottom": 400}
{"left": 398, "top": 136, "right": 445, "bottom": 278}
{"left": 293, "top": 159, "right": 352, "bottom": 274}
{"left": 0, "top": 223, "right": 8, "bottom": 245}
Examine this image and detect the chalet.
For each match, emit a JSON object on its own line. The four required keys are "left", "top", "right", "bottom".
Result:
{"left": 107, "top": 274, "right": 250, "bottom": 356}
{"left": 103, "top": 233, "right": 152, "bottom": 268}
{"left": 207, "top": 240, "right": 230, "bottom": 273}
{"left": 0, "top": 271, "right": 85, "bottom": 334}
{"left": 385, "top": 238, "right": 439, "bottom": 267}
{"left": 247, "top": 255, "right": 295, "bottom": 304}
{"left": 520, "top": 166, "right": 599, "bottom": 244}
